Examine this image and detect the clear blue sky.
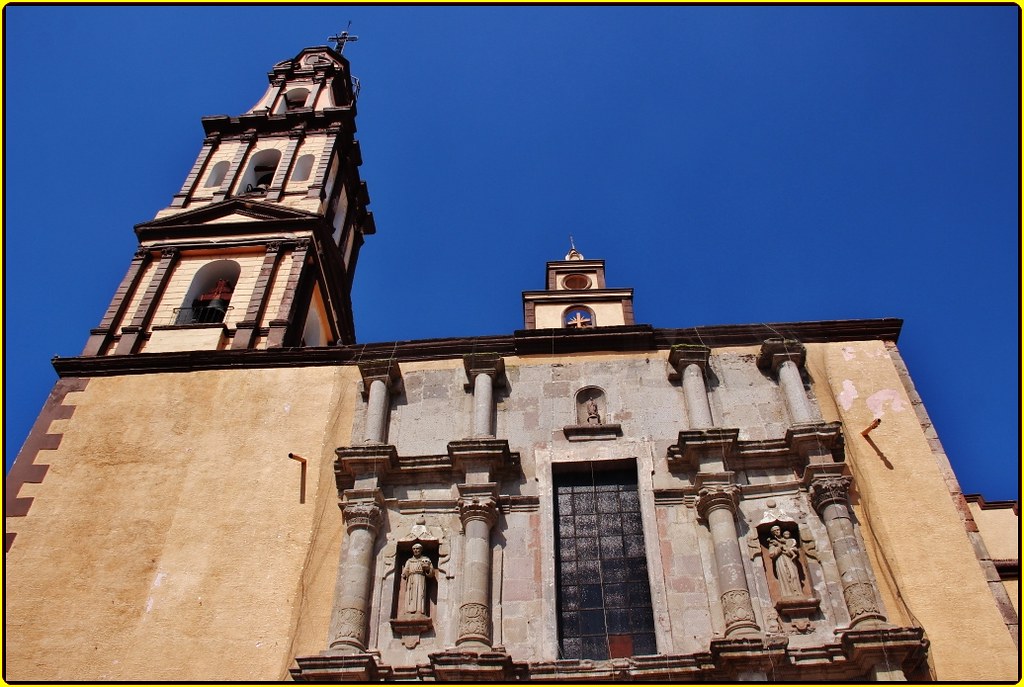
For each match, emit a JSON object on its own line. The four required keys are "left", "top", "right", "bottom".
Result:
{"left": 4, "top": 6, "right": 1019, "bottom": 500}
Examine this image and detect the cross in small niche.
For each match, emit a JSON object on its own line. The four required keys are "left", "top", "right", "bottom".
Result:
{"left": 566, "top": 312, "right": 592, "bottom": 328}
{"left": 329, "top": 23, "right": 359, "bottom": 53}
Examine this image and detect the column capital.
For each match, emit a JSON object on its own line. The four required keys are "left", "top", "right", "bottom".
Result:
{"left": 805, "top": 469, "right": 852, "bottom": 515}
{"left": 667, "top": 344, "right": 711, "bottom": 380}
{"left": 695, "top": 479, "right": 740, "bottom": 520}
{"left": 340, "top": 489, "right": 385, "bottom": 534}
{"left": 357, "top": 359, "right": 401, "bottom": 398}
{"left": 462, "top": 353, "right": 505, "bottom": 387}
{"left": 457, "top": 483, "right": 499, "bottom": 528}
{"left": 756, "top": 338, "right": 806, "bottom": 375}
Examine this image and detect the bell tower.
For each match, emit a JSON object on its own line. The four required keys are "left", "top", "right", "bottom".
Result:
{"left": 521, "top": 243, "right": 635, "bottom": 329}
{"left": 81, "top": 42, "right": 374, "bottom": 357}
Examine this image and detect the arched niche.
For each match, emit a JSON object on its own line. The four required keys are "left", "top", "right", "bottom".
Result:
{"left": 176, "top": 259, "right": 241, "bottom": 325}
{"left": 236, "top": 148, "right": 281, "bottom": 197}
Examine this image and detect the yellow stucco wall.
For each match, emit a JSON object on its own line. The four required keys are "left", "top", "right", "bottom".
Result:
{"left": 812, "top": 341, "right": 1017, "bottom": 681}
{"left": 5, "top": 366, "right": 360, "bottom": 681}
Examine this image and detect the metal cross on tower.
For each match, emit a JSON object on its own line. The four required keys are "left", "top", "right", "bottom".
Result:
{"left": 329, "top": 23, "right": 359, "bottom": 53}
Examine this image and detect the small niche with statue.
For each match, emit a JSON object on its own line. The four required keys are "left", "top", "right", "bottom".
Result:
{"left": 756, "top": 521, "right": 820, "bottom": 630}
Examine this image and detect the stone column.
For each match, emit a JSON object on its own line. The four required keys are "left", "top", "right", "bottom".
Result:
{"left": 669, "top": 346, "right": 714, "bottom": 429}
{"left": 364, "top": 379, "right": 390, "bottom": 444}
{"left": 355, "top": 360, "right": 401, "bottom": 445}
{"left": 807, "top": 471, "right": 887, "bottom": 628}
{"left": 464, "top": 354, "right": 505, "bottom": 439}
{"left": 455, "top": 484, "right": 499, "bottom": 650}
{"left": 327, "top": 491, "right": 384, "bottom": 654}
{"left": 696, "top": 477, "right": 761, "bottom": 638}
{"left": 757, "top": 338, "right": 813, "bottom": 424}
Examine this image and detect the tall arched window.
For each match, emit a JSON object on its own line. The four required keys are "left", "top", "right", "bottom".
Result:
{"left": 204, "top": 160, "right": 229, "bottom": 188}
{"left": 564, "top": 306, "right": 595, "bottom": 329}
{"left": 176, "top": 260, "right": 241, "bottom": 325}
{"left": 291, "top": 154, "right": 315, "bottom": 183}
{"left": 237, "top": 149, "right": 282, "bottom": 197}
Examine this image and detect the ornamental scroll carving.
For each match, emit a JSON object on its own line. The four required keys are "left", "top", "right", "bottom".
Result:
{"left": 458, "top": 602, "right": 491, "bottom": 641}
{"left": 333, "top": 607, "right": 367, "bottom": 642}
{"left": 720, "top": 589, "right": 755, "bottom": 626}
{"left": 843, "top": 581, "right": 881, "bottom": 620}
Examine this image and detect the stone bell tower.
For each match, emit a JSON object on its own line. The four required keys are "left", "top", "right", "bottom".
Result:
{"left": 81, "top": 43, "right": 374, "bottom": 357}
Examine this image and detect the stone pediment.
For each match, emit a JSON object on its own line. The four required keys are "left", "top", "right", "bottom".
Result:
{"left": 136, "top": 199, "right": 323, "bottom": 240}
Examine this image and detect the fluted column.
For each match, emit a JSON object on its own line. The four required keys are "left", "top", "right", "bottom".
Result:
{"left": 757, "top": 338, "right": 814, "bottom": 424}
{"left": 808, "top": 472, "right": 887, "bottom": 628}
{"left": 696, "top": 479, "right": 760, "bottom": 638}
{"left": 327, "top": 492, "right": 384, "bottom": 653}
{"left": 455, "top": 484, "right": 499, "bottom": 650}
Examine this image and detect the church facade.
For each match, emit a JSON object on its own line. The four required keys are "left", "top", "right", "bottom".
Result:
{"left": 5, "top": 43, "right": 1018, "bottom": 682}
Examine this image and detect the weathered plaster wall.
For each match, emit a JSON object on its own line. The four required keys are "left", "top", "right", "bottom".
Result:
{"left": 968, "top": 501, "right": 1020, "bottom": 614}
{"left": 4, "top": 366, "right": 360, "bottom": 681}
{"left": 816, "top": 340, "right": 1018, "bottom": 681}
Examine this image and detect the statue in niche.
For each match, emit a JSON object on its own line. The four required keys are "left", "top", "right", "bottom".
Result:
{"left": 575, "top": 387, "right": 605, "bottom": 425}
{"left": 401, "top": 542, "right": 433, "bottom": 616}
{"left": 767, "top": 525, "right": 803, "bottom": 598}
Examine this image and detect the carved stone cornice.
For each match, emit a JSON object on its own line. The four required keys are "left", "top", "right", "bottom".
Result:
{"left": 357, "top": 359, "right": 401, "bottom": 398}
{"left": 756, "top": 338, "right": 806, "bottom": 375}
{"left": 786, "top": 422, "right": 844, "bottom": 462}
{"left": 667, "top": 344, "right": 711, "bottom": 380}
{"left": 291, "top": 652, "right": 388, "bottom": 682}
{"left": 447, "top": 438, "right": 519, "bottom": 480}
{"left": 335, "top": 443, "right": 399, "bottom": 489}
{"left": 668, "top": 428, "right": 740, "bottom": 472}
{"left": 462, "top": 353, "right": 505, "bottom": 387}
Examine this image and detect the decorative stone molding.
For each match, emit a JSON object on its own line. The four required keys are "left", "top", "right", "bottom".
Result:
{"left": 447, "top": 439, "right": 518, "bottom": 482}
{"left": 562, "top": 423, "right": 623, "bottom": 441}
{"left": 335, "top": 443, "right": 399, "bottom": 489}
{"left": 756, "top": 338, "right": 806, "bottom": 374}
{"left": 668, "top": 428, "right": 740, "bottom": 472}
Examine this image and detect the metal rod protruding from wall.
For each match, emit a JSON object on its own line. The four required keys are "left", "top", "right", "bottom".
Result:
{"left": 861, "top": 418, "right": 881, "bottom": 437}
{"left": 288, "top": 453, "right": 307, "bottom": 504}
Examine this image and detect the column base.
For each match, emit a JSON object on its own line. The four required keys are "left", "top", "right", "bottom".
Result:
{"left": 290, "top": 650, "right": 389, "bottom": 682}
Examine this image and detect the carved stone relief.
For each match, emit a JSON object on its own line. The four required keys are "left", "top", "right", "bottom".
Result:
{"left": 388, "top": 517, "right": 449, "bottom": 648}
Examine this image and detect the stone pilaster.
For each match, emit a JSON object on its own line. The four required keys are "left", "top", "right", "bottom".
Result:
{"left": 114, "top": 247, "right": 179, "bottom": 355}
{"left": 455, "top": 483, "right": 499, "bottom": 650}
{"left": 326, "top": 489, "right": 384, "bottom": 654}
{"left": 266, "top": 239, "right": 311, "bottom": 348}
{"left": 695, "top": 474, "right": 761, "bottom": 638}
{"left": 232, "top": 242, "right": 283, "bottom": 350}
{"left": 171, "top": 133, "right": 220, "bottom": 208}
{"left": 212, "top": 129, "right": 256, "bottom": 202}
{"left": 83, "top": 247, "right": 152, "bottom": 356}
{"left": 669, "top": 345, "right": 714, "bottom": 429}
{"left": 757, "top": 338, "right": 814, "bottom": 424}
{"left": 463, "top": 354, "right": 505, "bottom": 438}
{"left": 805, "top": 466, "right": 888, "bottom": 629}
